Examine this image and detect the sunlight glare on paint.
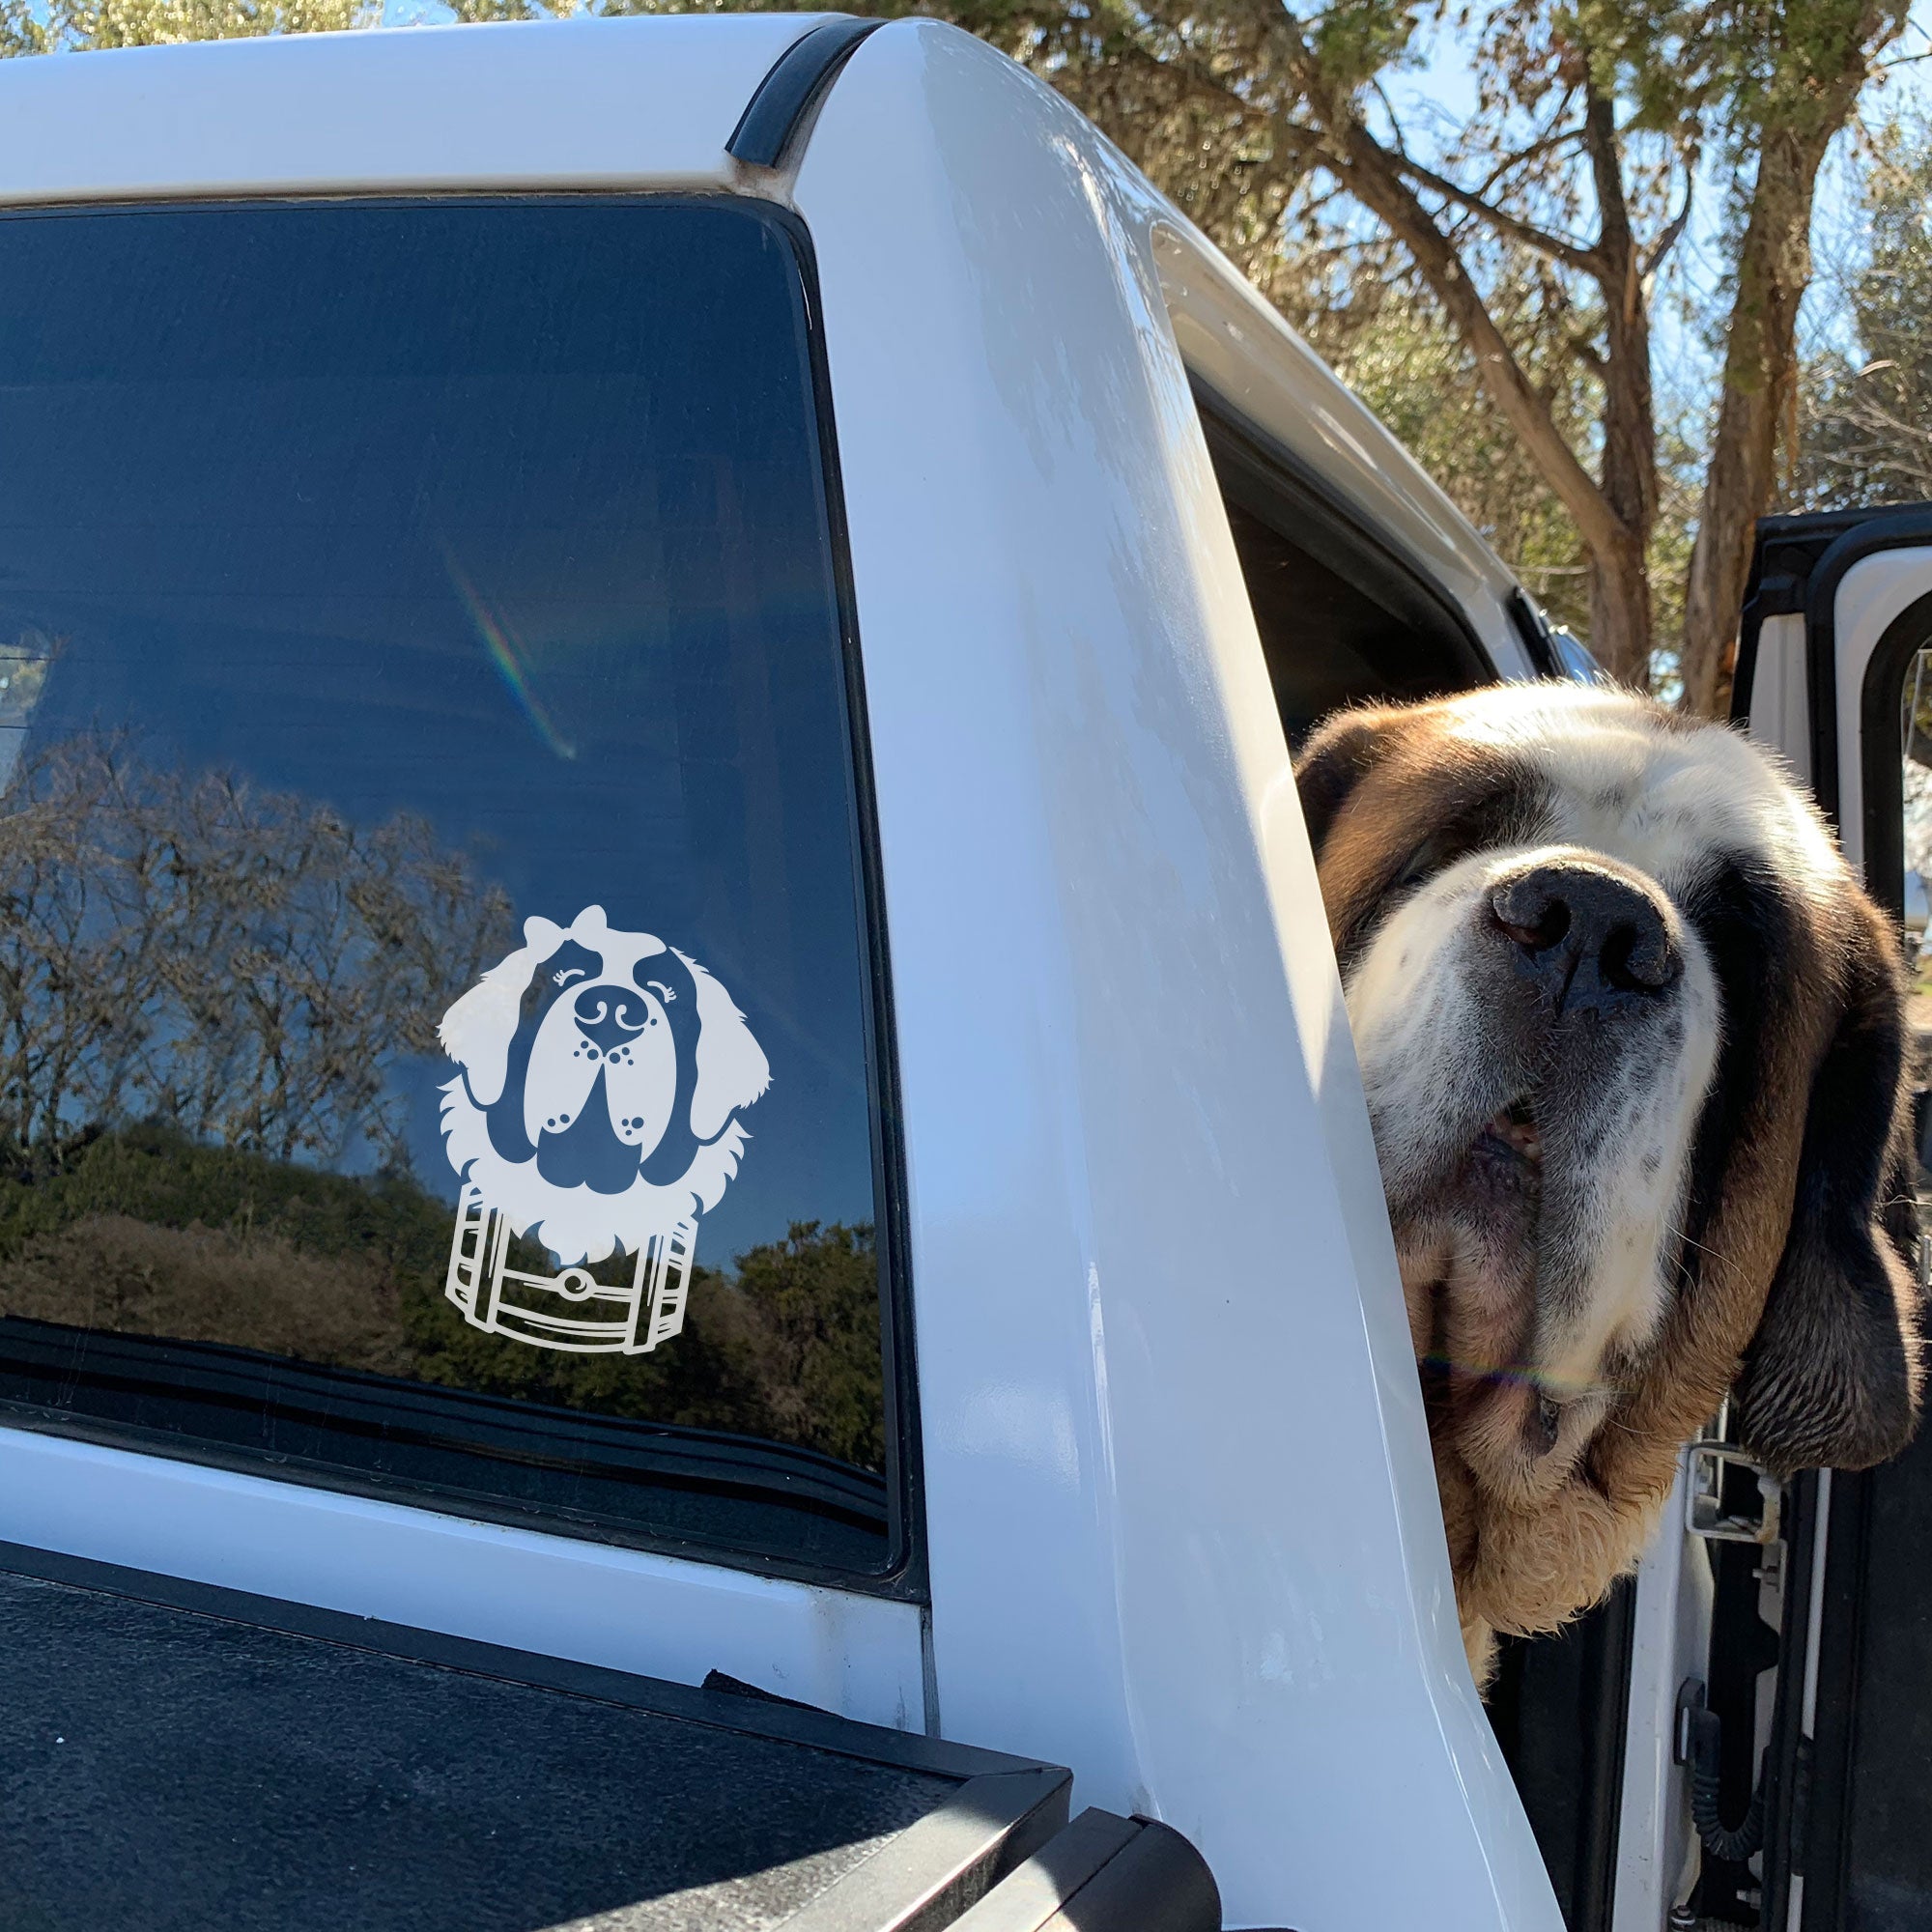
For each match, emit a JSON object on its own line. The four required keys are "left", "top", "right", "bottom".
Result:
{"left": 443, "top": 548, "right": 578, "bottom": 761}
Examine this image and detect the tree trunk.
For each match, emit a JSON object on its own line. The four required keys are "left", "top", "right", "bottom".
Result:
{"left": 1681, "top": 7, "right": 1906, "bottom": 718}
{"left": 1587, "top": 534, "right": 1653, "bottom": 690}
{"left": 1680, "top": 130, "right": 1833, "bottom": 717}
{"left": 1319, "top": 119, "right": 1658, "bottom": 690}
{"left": 1583, "top": 82, "right": 1657, "bottom": 693}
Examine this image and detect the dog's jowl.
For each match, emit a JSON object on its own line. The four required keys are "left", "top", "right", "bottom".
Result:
{"left": 1296, "top": 681, "right": 1925, "bottom": 1686}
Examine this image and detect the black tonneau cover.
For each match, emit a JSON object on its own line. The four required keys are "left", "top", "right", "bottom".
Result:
{"left": 0, "top": 1544, "right": 1219, "bottom": 1931}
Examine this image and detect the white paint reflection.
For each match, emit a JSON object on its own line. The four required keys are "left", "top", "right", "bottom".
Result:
{"left": 0, "top": 631, "right": 54, "bottom": 795}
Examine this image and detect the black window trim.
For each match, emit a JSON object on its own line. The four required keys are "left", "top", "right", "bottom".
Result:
{"left": 0, "top": 190, "right": 927, "bottom": 1606}
{"left": 1507, "top": 587, "right": 1566, "bottom": 679}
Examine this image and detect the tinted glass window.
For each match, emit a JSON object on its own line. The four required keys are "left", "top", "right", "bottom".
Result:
{"left": 0, "top": 199, "right": 903, "bottom": 1579}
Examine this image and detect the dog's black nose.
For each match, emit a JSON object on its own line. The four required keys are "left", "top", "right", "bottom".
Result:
{"left": 1489, "top": 861, "right": 1678, "bottom": 1013}
{"left": 573, "top": 984, "right": 652, "bottom": 1054}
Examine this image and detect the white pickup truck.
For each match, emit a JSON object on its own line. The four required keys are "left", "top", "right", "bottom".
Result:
{"left": 0, "top": 16, "right": 1927, "bottom": 1932}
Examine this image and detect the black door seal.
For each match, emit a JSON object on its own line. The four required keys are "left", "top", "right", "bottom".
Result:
{"left": 728, "top": 16, "right": 883, "bottom": 170}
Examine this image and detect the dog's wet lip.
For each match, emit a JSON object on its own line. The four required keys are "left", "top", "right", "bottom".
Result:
{"left": 1478, "top": 1094, "right": 1542, "bottom": 1166}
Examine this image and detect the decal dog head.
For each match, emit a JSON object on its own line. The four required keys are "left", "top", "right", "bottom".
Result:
{"left": 438, "top": 906, "right": 770, "bottom": 1267}
{"left": 1297, "top": 682, "right": 1923, "bottom": 1684}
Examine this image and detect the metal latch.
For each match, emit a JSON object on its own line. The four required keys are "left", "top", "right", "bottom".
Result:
{"left": 1687, "top": 1442, "right": 1782, "bottom": 1544}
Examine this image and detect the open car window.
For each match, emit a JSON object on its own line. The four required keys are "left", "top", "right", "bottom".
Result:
{"left": 0, "top": 197, "right": 910, "bottom": 1586}
{"left": 1190, "top": 392, "right": 1497, "bottom": 745}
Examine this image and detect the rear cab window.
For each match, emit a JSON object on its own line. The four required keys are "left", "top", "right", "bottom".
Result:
{"left": 0, "top": 196, "right": 913, "bottom": 1588}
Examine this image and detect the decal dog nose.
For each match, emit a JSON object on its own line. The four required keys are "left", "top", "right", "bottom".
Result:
{"left": 1489, "top": 862, "right": 1679, "bottom": 1011}
{"left": 572, "top": 984, "right": 652, "bottom": 1055}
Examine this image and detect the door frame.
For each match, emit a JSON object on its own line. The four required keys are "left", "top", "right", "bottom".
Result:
{"left": 1736, "top": 504, "right": 1932, "bottom": 1931}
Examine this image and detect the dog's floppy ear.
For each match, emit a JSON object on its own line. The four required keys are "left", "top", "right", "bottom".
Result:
{"left": 439, "top": 915, "right": 563, "bottom": 1107}
{"left": 1736, "top": 905, "right": 1925, "bottom": 1474}
{"left": 676, "top": 951, "right": 772, "bottom": 1141}
{"left": 1293, "top": 704, "right": 1399, "bottom": 858}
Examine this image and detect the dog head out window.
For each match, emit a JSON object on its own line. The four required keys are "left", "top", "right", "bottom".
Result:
{"left": 0, "top": 199, "right": 906, "bottom": 1582}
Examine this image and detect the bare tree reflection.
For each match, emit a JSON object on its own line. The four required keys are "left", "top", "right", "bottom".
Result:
{"left": 0, "top": 735, "right": 887, "bottom": 1472}
{"left": 0, "top": 733, "right": 512, "bottom": 1170}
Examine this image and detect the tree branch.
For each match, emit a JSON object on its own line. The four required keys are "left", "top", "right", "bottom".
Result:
{"left": 1570, "top": 333, "right": 1607, "bottom": 377}
{"left": 1641, "top": 170, "right": 1694, "bottom": 281}
{"left": 1333, "top": 132, "right": 1632, "bottom": 565}
{"left": 1469, "top": 116, "right": 1585, "bottom": 206}
{"left": 1580, "top": 80, "right": 1634, "bottom": 314}
{"left": 1236, "top": 0, "right": 1634, "bottom": 573}
{"left": 1680, "top": 0, "right": 1908, "bottom": 715}
{"left": 1389, "top": 150, "right": 1604, "bottom": 278}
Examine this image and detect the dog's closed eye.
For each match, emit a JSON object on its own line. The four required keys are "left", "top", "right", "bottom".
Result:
{"left": 553, "top": 967, "right": 586, "bottom": 987}
{"left": 1392, "top": 836, "right": 1451, "bottom": 894}
{"left": 645, "top": 980, "right": 676, "bottom": 1003}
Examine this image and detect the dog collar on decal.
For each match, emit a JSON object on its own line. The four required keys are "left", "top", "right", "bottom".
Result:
{"left": 434, "top": 905, "right": 771, "bottom": 1356}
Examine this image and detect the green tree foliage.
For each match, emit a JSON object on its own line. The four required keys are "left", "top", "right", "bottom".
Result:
{"left": 1, "top": 0, "right": 368, "bottom": 52}
{"left": 1794, "top": 116, "right": 1932, "bottom": 511}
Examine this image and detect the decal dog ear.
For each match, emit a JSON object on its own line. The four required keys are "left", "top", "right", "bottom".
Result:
{"left": 677, "top": 949, "right": 772, "bottom": 1142}
{"left": 1737, "top": 903, "right": 1927, "bottom": 1474}
{"left": 438, "top": 915, "right": 566, "bottom": 1109}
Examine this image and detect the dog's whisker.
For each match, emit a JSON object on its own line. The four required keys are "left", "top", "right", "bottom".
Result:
{"left": 1666, "top": 1221, "right": 1721, "bottom": 1262}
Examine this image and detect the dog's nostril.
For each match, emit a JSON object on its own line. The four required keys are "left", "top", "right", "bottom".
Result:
{"left": 1601, "top": 922, "right": 1681, "bottom": 993}
{"left": 1491, "top": 883, "right": 1572, "bottom": 954}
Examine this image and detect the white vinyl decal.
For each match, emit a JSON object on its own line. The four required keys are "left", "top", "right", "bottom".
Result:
{"left": 436, "top": 906, "right": 770, "bottom": 1354}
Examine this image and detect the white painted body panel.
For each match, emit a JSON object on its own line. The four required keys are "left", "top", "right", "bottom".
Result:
{"left": 1611, "top": 1454, "right": 1715, "bottom": 1930}
{"left": 0, "top": 1428, "right": 926, "bottom": 1727}
{"left": 0, "top": 16, "right": 1560, "bottom": 1925}
{"left": 1747, "top": 611, "right": 1814, "bottom": 789}
{"left": 0, "top": 15, "right": 819, "bottom": 202}
{"left": 1832, "top": 546, "right": 1932, "bottom": 871}
{"left": 801, "top": 22, "right": 1555, "bottom": 1928}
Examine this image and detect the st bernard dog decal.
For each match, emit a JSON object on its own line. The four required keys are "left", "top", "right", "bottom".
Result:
{"left": 437, "top": 905, "right": 771, "bottom": 1354}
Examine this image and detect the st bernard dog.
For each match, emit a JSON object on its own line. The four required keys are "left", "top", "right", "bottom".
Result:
{"left": 438, "top": 905, "right": 771, "bottom": 1269}
{"left": 1296, "top": 681, "right": 1924, "bottom": 1685}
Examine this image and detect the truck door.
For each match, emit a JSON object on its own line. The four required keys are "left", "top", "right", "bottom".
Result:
{"left": 1724, "top": 503, "right": 1932, "bottom": 1931}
